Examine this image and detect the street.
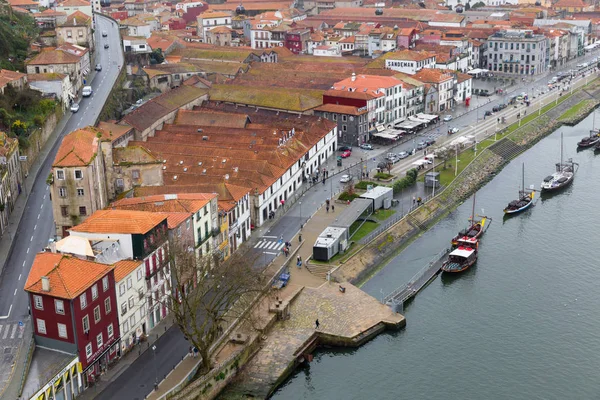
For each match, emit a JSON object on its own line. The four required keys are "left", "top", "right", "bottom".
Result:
{"left": 0, "top": 14, "right": 123, "bottom": 395}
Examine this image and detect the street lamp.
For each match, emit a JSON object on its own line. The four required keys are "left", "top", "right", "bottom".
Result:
{"left": 299, "top": 201, "right": 302, "bottom": 220}
{"left": 152, "top": 345, "right": 158, "bottom": 390}
{"left": 455, "top": 145, "right": 460, "bottom": 176}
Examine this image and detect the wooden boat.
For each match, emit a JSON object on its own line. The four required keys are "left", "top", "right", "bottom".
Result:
{"left": 541, "top": 133, "right": 578, "bottom": 192}
{"left": 594, "top": 140, "right": 600, "bottom": 153}
{"left": 504, "top": 163, "right": 535, "bottom": 214}
{"left": 577, "top": 135, "right": 600, "bottom": 148}
{"left": 441, "top": 239, "right": 478, "bottom": 273}
{"left": 451, "top": 193, "right": 488, "bottom": 246}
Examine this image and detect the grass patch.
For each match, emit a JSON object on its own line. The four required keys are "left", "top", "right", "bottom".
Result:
{"left": 338, "top": 192, "right": 361, "bottom": 202}
{"left": 355, "top": 181, "right": 380, "bottom": 190}
{"left": 436, "top": 147, "right": 477, "bottom": 186}
{"left": 558, "top": 99, "right": 596, "bottom": 121}
{"left": 349, "top": 220, "right": 378, "bottom": 242}
{"left": 374, "top": 172, "right": 393, "bottom": 180}
{"left": 372, "top": 209, "right": 396, "bottom": 221}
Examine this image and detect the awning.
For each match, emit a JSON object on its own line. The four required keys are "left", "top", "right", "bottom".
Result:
{"left": 372, "top": 132, "right": 399, "bottom": 140}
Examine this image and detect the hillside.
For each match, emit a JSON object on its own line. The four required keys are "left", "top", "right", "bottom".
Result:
{"left": 0, "top": 0, "right": 39, "bottom": 71}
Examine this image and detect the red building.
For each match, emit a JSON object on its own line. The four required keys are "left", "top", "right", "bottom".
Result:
{"left": 25, "top": 253, "right": 120, "bottom": 387}
{"left": 284, "top": 28, "right": 311, "bottom": 54}
{"left": 110, "top": 11, "right": 128, "bottom": 21}
{"left": 167, "top": 17, "right": 187, "bottom": 31}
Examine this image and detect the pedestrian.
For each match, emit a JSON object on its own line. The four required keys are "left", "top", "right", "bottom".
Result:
{"left": 326, "top": 199, "right": 330, "bottom": 206}
{"left": 283, "top": 247, "right": 289, "bottom": 257}
{"left": 413, "top": 196, "right": 416, "bottom": 205}
{"left": 299, "top": 233, "right": 302, "bottom": 242}
{"left": 189, "top": 346, "right": 192, "bottom": 356}
{"left": 315, "top": 319, "right": 320, "bottom": 329}
{"left": 326, "top": 205, "right": 329, "bottom": 213}
{"left": 279, "top": 235, "right": 283, "bottom": 244}
{"left": 331, "top": 204, "right": 335, "bottom": 212}
{"left": 322, "top": 178, "right": 326, "bottom": 185}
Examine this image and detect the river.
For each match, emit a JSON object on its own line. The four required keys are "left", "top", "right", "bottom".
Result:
{"left": 272, "top": 111, "right": 600, "bottom": 400}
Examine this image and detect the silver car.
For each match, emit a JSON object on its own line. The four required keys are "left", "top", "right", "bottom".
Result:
{"left": 443, "top": 115, "right": 453, "bottom": 122}
{"left": 397, "top": 151, "right": 409, "bottom": 159}
{"left": 340, "top": 174, "right": 352, "bottom": 183}
{"left": 70, "top": 103, "right": 80, "bottom": 113}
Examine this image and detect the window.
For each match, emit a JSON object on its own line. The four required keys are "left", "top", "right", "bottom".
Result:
{"left": 58, "top": 323, "right": 68, "bottom": 338}
{"left": 77, "top": 188, "right": 84, "bottom": 196}
{"left": 127, "top": 277, "right": 132, "bottom": 289}
{"left": 91, "top": 284, "right": 98, "bottom": 300}
{"left": 128, "top": 296, "right": 134, "bottom": 309}
{"left": 132, "top": 170, "right": 140, "bottom": 180}
{"left": 33, "top": 295, "right": 43, "bottom": 310}
{"left": 342, "top": 125, "right": 347, "bottom": 132}
{"left": 105, "top": 298, "right": 111, "bottom": 314}
{"left": 79, "top": 206, "right": 86, "bottom": 216}
{"left": 80, "top": 293, "right": 87, "bottom": 309}
{"left": 108, "top": 323, "right": 114, "bottom": 338}
{"left": 137, "top": 268, "right": 143, "bottom": 281}
{"left": 78, "top": 29, "right": 83, "bottom": 37}
{"left": 116, "top": 178, "right": 124, "bottom": 188}
{"left": 85, "top": 343, "right": 93, "bottom": 359}
{"left": 61, "top": 206, "right": 68, "bottom": 217}
{"left": 67, "top": 29, "right": 72, "bottom": 38}
{"left": 129, "top": 314, "right": 136, "bottom": 327}
{"left": 56, "top": 170, "right": 65, "bottom": 180}
{"left": 55, "top": 299, "right": 65, "bottom": 314}
{"left": 94, "top": 306, "right": 101, "bottom": 323}
{"left": 59, "top": 187, "right": 67, "bottom": 197}
{"left": 102, "top": 276, "right": 109, "bottom": 291}
{"left": 342, "top": 115, "right": 347, "bottom": 122}
{"left": 119, "top": 283, "right": 125, "bottom": 296}
{"left": 82, "top": 315, "right": 89, "bottom": 332}
{"left": 74, "top": 170, "right": 83, "bottom": 180}
{"left": 123, "top": 320, "right": 129, "bottom": 334}
{"left": 96, "top": 332, "right": 103, "bottom": 348}
{"left": 121, "top": 302, "right": 127, "bottom": 315}
{"left": 37, "top": 318, "right": 47, "bottom": 334}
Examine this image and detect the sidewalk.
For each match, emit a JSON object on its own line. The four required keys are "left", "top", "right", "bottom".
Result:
{"left": 76, "top": 314, "right": 175, "bottom": 400}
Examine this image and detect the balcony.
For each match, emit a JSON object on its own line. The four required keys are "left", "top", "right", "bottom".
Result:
{"left": 196, "top": 234, "right": 212, "bottom": 248}
{"left": 212, "top": 227, "right": 221, "bottom": 237}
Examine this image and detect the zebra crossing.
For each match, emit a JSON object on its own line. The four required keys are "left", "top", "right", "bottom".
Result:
{"left": 254, "top": 237, "right": 285, "bottom": 252}
{"left": 0, "top": 321, "right": 25, "bottom": 342}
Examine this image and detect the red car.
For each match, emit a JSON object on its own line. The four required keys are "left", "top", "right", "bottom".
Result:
{"left": 341, "top": 150, "right": 352, "bottom": 158}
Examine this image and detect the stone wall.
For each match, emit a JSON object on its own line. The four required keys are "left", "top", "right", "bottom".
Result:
{"left": 21, "top": 108, "right": 61, "bottom": 176}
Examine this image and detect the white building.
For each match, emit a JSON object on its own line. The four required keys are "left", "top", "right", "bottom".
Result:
{"left": 197, "top": 11, "right": 232, "bottom": 40}
{"left": 114, "top": 260, "right": 147, "bottom": 351}
{"left": 175, "top": 0, "right": 205, "bottom": 13}
{"left": 313, "top": 45, "right": 342, "bottom": 57}
{"left": 69, "top": 210, "right": 171, "bottom": 331}
{"left": 385, "top": 50, "right": 437, "bottom": 75}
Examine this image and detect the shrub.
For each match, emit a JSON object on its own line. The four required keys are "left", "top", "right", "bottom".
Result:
{"left": 339, "top": 192, "right": 360, "bottom": 202}
{"left": 392, "top": 168, "right": 418, "bottom": 194}
{"left": 374, "top": 172, "right": 393, "bottom": 180}
{"left": 355, "top": 181, "right": 380, "bottom": 190}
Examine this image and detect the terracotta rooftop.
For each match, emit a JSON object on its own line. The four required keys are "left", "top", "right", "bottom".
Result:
{"left": 6, "top": 0, "right": 37, "bottom": 6}
{"left": 96, "top": 121, "right": 133, "bottom": 143}
{"left": 59, "top": 10, "right": 92, "bottom": 26}
{"left": 314, "top": 103, "right": 368, "bottom": 116}
{"left": 331, "top": 74, "right": 404, "bottom": 97}
{"left": 110, "top": 193, "right": 216, "bottom": 216}
{"left": 114, "top": 260, "right": 143, "bottom": 282}
{"left": 413, "top": 68, "right": 454, "bottom": 84}
{"left": 27, "top": 46, "right": 86, "bottom": 66}
{"left": 58, "top": 0, "right": 90, "bottom": 6}
{"left": 71, "top": 209, "right": 168, "bottom": 234}
{"left": 53, "top": 126, "right": 111, "bottom": 168}
{"left": 554, "top": 0, "right": 587, "bottom": 8}
{"left": 0, "top": 69, "right": 26, "bottom": 88}
{"left": 25, "top": 253, "right": 114, "bottom": 300}
{"left": 121, "top": 85, "right": 208, "bottom": 132}
{"left": 135, "top": 183, "right": 249, "bottom": 212}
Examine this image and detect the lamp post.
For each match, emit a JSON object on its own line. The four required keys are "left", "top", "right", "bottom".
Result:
{"left": 539, "top": 99, "right": 543, "bottom": 116}
{"left": 152, "top": 345, "right": 158, "bottom": 390}
{"left": 431, "top": 153, "right": 436, "bottom": 198}
{"left": 299, "top": 201, "right": 302, "bottom": 220}
{"left": 455, "top": 144, "right": 460, "bottom": 176}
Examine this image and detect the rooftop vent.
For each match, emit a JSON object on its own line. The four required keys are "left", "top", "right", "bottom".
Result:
{"left": 162, "top": 166, "right": 166, "bottom": 170}
{"left": 225, "top": 174, "right": 230, "bottom": 180}
{"left": 163, "top": 160, "right": 167, "bottom": 163}
{"left": 197, "top": 128, "right": 203, "bottom": 133}
{"left": 233, "top": 167, "right": 239, "bottom": 172}
{"left": 179, "top": 160, "right": 184, "bottom": 165}
{"left": 183, "top": 167, "right": 188, "bottom": 172}
{"left": 173, "top": 175, "right": 178, "bottom": 180}
{"left": 202, "top": 136, "right": 208, "bottom": 141}
{"left": 222, "top": 159, "right": 227, "bottom": 163}
{"left": 202, "top": 169, "right": 207, "bottom": 174}
{"left": 198, "top": 162, "right": 202, "bottom": 166}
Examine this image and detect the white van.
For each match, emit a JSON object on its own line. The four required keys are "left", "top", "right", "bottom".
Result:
{"left": 82, "top": 86, "right": 93, "bottom": 97}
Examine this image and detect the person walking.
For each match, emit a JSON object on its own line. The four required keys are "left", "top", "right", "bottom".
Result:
{"left": 331, "top": 204, "right": 335, "bottom": 212}
{"left": 283, "top": 247, "right": 289, "bottom": 257}
{"left": 315, "top": 319, "right": 320, "bottom": 329}
{"left": 326, "top": 205, "right": 329, "bottom": 213}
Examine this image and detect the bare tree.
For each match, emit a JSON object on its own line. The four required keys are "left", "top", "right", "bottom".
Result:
{"left": 167, "top": 243, "right": 269, "bottom": 372}
{"left": 435, "top": 147, "right": 452, "bottom": 170}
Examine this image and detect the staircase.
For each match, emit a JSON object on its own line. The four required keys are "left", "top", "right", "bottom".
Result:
{"left": 305, "top": 261, "right": 333, "bottom": 279}
{"left": 487, "top": 138, "right": 524, "bottom": 161}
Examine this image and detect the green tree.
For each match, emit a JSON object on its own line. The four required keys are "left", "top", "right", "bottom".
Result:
{"left": 151, "top": 48, "right": 164, "bottom": 64}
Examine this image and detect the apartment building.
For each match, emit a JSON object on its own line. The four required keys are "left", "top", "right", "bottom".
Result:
{"left": 0, "top": 132, "right": 23, "bottom": 238}
{"left": 486, "top": 30, "right": 548, "bottom": 76}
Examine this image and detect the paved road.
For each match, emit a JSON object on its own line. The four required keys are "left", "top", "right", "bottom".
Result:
{"left": 0, "top": 15, "right": 123, "bottom": 380}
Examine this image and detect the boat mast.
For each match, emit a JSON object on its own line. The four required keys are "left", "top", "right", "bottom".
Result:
{"left": 560, "top": 132, "right": 563, "bottom": 169}
{"left": 521, "top": 163, "right": 525, "bottom": 194}
{"left": 471, "top": 192, "right": 476, "bottom": 222}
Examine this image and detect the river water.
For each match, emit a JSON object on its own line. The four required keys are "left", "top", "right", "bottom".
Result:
{"left": 272, "top": 112, "right": 600, "bottom": 400}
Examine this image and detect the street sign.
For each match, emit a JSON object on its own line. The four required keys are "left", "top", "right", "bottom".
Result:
{"left": 19, "top": 156, "right": 27, "bottom": 162}
{"left": 83, "top": 79, "right": 87, "bottom": 85}
{"left": 18, "top": 321, "right": 23, "bottom": 327}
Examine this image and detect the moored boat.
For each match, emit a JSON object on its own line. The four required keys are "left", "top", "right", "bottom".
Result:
{"left": 451, "top": 193, "right": 488, "bottom": 246}
{"left": 504, "top": 163, "right": 535, "bottom": 215}
{"left": 541, "top": 133, "right": 578, "bottom": 192}
{"left": 577, "top": 136, "right": 600, "bottom": 148}
{"left": 441, "top": 240, "right": 478, "bottom": 273}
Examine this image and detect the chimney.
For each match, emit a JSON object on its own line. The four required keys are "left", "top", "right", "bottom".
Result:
{"left": 73, "top": 18, "right": 76, "bottom": 26}
{"left": 351, "top": 72, "right": 356, "bottom": 82}
{"left": 41, "top": 276, "right": 50, "bottom": 292}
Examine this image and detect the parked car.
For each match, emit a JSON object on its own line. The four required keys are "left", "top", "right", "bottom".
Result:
{"left": 425, "top": 138, "right": 436, "bottom": 146}
{"left": 95, "top": 64, "right": 102, "bottom": 71}
{"left": 484, "top": 110, "right": 493, "bottom": 117}
{"left": 397, "top": 151, "right": 409, "bottom": 159}
{"left": 102, "top": 31, "right": 107, "bottom": 37}
{"left": 443, "top": 115, "right": 453, "bottom": 122}
{"left": 417, "top": 141, "right": 427, "bottom": 150}
{"left": 70, "top": 103, "right": 80, "bottom": 113}
{"left": 104, "top": 43, "right": 109, "bottom": 49}
{"left": 341, "top": 150, "right": 352, "bottom": 158}
{"left": 448, "top": 127, "right": 459, "bottom": 135}
{"left": 340, "top": 174, "right": 352, "bottom": 183}
{"left": 359, "top": 143, "right": 373, "bottom": 150}
{"left": 82, "top": 86, "right": 93, "bottom": 97}
{"left": 338, "top": 145, "right": 352, "bottom": 152}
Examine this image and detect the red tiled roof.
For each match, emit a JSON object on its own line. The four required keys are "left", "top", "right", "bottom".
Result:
{"left": 71, "top": 209, "right": 168, "bottom": 234}
{"left": 25, "top": 253, "right": 114, "bottom": 300}
{"left": 314, "top": 103, "right": 368, "bottom": 116}
{"left": 53, "top": 127, "right": 110, "bottom": 167}
{"left": 114, "top": 260, "right": 142, "bottom": 282}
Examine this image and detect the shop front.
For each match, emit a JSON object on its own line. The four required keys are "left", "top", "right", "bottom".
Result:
{"left": 29, "top": 358, "right": 81, "bottom": 400}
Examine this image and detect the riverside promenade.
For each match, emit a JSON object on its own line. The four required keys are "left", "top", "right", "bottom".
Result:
{"left": 147, "top": 202, "right": 404, "bottom": 400}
